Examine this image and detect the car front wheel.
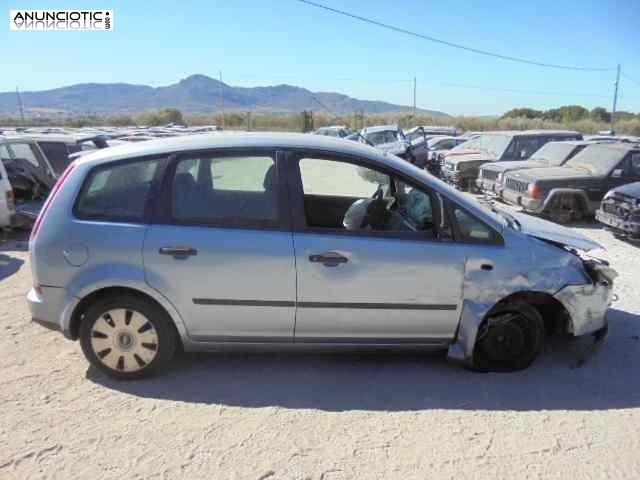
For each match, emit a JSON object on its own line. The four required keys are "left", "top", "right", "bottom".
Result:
{"left": 79, "top": 294, "right": 177, "bottom": 379}
{"left": 473, "top": 301, "right": 544, "bottom": 372}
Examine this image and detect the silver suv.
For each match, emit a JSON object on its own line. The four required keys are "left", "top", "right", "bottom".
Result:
{"left": 28, "top": 133, "right": 615, "bottom": 379}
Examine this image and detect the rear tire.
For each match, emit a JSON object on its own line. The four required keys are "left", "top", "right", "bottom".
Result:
{"left": 472, "top": 301, "right": 544, "bottom": 372}
{"left": 79, "top": 294, "right": 176, "bottom": 380}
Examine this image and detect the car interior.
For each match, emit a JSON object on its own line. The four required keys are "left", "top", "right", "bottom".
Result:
{"left": 299, "top": 160, "right": 438, "bottom": 238}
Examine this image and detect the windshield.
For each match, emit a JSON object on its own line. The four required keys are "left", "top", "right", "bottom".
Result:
{"left": 529, "top": 142, "right": 577, "bottom": 165}
{"left": 565, "top": 145, "right": 625, "bottom": 175}
{"left": 476, "top": 134, "right": 512, "bottom": 158}
{"left": 450, "top": 136, "right": 480, "bottom": 152}
{"left": 364, "top": 130, "right": 401, "bottom": 145}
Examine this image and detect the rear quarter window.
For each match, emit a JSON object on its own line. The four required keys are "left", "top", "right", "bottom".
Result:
{"left": 74, "top": 159, "right": 160, "bottom": 222}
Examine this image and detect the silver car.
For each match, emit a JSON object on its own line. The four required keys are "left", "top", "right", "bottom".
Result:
{"left": 28, "top": 133, "right": 615, "bottom": 379}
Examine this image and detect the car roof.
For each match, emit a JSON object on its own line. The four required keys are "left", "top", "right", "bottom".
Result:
{"left": 74, "top": 132, "right": 389, "bottom": 167}
{"left": 478, "top": 129, "right": 581, "bottom": 137}
{"left": 361, "top": 125, "right": 399, "bottom": 134}
{"left": 3, "top": 133, "right": 99, "bottom": 144}
{"left": 583, "top": 142, "right": 640, "bottom": 154}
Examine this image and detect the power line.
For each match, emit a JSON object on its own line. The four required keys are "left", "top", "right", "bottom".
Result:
{"left": 311, "top": 95, "right": 336, "bottom": 116}
{"left": 621, "top": 72, "right": 640, "bottom": 88}
{"left": 295, "top": 0, "right": 616, "bottom": 72}
{"left": 432, "top": 81, "right": 613, "bottom": 98}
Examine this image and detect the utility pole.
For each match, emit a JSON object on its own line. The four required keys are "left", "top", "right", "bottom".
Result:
{"left": 16, "top": 86, "right": 25, "bottom": 125}
{"left": 610, "top": 64, "right": 620, "bottom": 134}
{"left": 412, "top": 77, "right": 416, "bottom": 117}
{"left": 219, "top": 70, "right": 225, "bottom": 129}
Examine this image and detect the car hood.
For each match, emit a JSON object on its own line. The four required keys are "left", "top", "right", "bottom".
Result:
{"left": 446, "top": 151, "right": 496, "bottom": 164}
{"left": 507, "top": 209, "right": 603, "bottom": 251}
{"left": 507, "top": 166, "right": 591, "bottom": 182}
{"left": 609, "top": 181, "right": 640, "bottom": 198}
{"left": 483, "top": 160, "right": 546, "bottom": 173}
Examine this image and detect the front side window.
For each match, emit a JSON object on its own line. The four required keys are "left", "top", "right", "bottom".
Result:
{"left": 628, "top": 153, "right": 640, "bottom": 176}
{"left": 171, "top": 154, "right": 278, "bottom": 225}
{"left": 452, "top": 206, "right": 493, "bottom": 242}
{"left": 298, "top": 157, "right": 437, "bottom": 238}
{"left": 75, "top": 159, "right": 159, "bottom": 221}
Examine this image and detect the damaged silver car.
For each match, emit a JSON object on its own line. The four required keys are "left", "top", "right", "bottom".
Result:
{"left": 596, "top": 181, "right": 640, "bottom": 239}
{"left": 27, "top": 133, "right": 615, "bottom": 379}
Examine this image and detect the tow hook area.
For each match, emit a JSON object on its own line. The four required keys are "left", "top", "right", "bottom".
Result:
{"left": 570, "top": 324, "right": 608, "bottom": 369}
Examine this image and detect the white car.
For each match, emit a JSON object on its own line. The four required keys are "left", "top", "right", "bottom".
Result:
{"left": 0, "top": 139, "right": 16, "bottom": 228}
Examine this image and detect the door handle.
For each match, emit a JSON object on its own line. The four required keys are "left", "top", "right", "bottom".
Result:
{"left": 309, "top": 251, "right": 348, "bottom": 267}
{"left": 159, "top": 246, "right": 198, "bottom": 257}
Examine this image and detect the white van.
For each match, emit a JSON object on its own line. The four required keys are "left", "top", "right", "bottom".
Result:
{"left": 0, "top": 140, "right": 15, "bottom": 228}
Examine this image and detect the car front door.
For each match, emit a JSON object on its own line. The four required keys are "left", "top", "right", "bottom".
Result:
{"left": 143, "top": 149, "right": 296, "bottom": 342}
{"left": 285, "top": 151, "right": 466, "bottom": 344}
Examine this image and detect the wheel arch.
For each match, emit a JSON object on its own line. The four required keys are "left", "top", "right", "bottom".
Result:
{"left": 447, "top": 289, "right": 571, "bottom": 365}
{"left": 67, "top": 284, "right": 187, "bottom": 350}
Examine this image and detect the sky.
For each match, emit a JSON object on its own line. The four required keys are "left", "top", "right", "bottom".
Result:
{"left": 3, "top": 0, "right": 640, "bottom": 116}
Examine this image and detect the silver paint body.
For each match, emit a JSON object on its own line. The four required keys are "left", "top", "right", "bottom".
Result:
{"left": 27, "top": 133, "right": 614, "bottom": 365}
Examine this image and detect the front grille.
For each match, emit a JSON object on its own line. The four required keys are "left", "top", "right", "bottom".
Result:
{"left": 602, "top": 194, "right": 637, "bottom": 218}
{"left": 481, "top": 169, "right": 499, "bottom": 181}
{"left": 505, "top": 177, "right": 528, "bottom": 193}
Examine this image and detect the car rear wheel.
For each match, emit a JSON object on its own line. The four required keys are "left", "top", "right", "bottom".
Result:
{"left": 79, "top": 294, "right": 176, "bottom": 379}
{"left": 473, "top": 301, "right": 544, "bottom": 372}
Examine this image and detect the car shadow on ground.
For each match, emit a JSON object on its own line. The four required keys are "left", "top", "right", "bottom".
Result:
{"left": 0, "top": 253, "right": 24, "bottom": 281}
{"left": 0, "top": 230, "right": 29, "bottom": 253}
{"left": 88, "top": 307, "right": 640, "bottom": 412}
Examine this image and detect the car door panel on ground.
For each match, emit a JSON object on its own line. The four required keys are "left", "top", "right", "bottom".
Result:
{"left": 142, "top": 149, "right": 296, "bottom": 341}
{"left": 285, "top": 152, "right": 467, "bottom": 343}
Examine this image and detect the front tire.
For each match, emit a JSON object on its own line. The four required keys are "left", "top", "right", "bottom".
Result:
{"left": 473, "top": 301, "right": 544, "bottom": 372}
{"left": 79, "top": 294, "right": 177, "bottom": 379}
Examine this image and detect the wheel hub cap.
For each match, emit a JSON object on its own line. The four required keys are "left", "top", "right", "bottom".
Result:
{"left": 90, "top": 308, "right": 159, "bottom": 372}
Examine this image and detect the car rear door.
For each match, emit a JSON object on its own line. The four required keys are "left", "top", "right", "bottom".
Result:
{"left": 284, "top": 150, "right": 465, "bottom": 344}
{"left": 142, "top": 149, "right": 297, "bottom": 342}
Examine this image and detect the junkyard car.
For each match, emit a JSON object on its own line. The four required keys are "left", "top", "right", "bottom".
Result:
{"left": 502, "top": 143, "right": 640, "bottom": 223}
{"left": 441, "top": 130, "right": 582, "bottom": 190}
{"left": 424, "top": 136, "right": 468, "bottom": 176}
{"left": 1, "top": 134, "right": 108, "bottom": 226}
{"left": 313, "top": 126, "right": 353, "bottom": 138}
{"left": 28, "top": 133, "right": 615, "bottom": 379}
{"left": 360, "top": 125, "right": 428, "bottom": 167}
{"left": 596, "top": 182, "right": 640, "bottom": 239}
{"left": 0, "top": 138, "right": 16, "bottom": 228}
{"left": 477, "top": 140, "right": 595, "bottom": 197}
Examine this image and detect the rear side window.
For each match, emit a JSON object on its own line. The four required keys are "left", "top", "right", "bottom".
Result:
{"left": 37, "top": 141, "right": 72, "bottom": 175}
{"left": 0, "top": 145, "right": 10, "bottom": 178}
{"left": 75, "top": 159, "right": 159, "bottom": 222}
{"left": 9, "top": 143, "right": 41, "bottom": 168}
{"left": 171, "top": 154, "right": 278, "bottom": 226}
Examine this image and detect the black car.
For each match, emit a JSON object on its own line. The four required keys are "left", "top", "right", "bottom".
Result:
{"left": 596, "top": 182, "right": 640, "bottom": 239}
{"left": 501, "top": 143, "right": 640, "bottom": 223}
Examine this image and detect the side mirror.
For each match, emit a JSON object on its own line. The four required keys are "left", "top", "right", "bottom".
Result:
{"left": 519, "top": 150, "right": 528, "bottom": 159}
{"left": 611, "top": 169, "right": 623, "bottom": 178}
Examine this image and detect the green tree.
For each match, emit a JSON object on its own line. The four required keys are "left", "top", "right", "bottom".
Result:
{"left": 590, "top": 107, "right": 610, "bottom": 123}
{"left": 502, "top": 108, "right": 544, "bottom": 119}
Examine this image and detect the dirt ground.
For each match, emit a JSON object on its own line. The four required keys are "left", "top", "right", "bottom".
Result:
{"left": 1, "top": 222, "right": 639, "bottom": 480}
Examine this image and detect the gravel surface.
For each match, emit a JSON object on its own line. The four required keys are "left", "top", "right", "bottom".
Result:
{"left": 1, "top": 225, "right": 639, "bottom": 480}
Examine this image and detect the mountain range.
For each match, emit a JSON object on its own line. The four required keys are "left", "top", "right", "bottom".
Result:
{"left": 0, "top": 74, "right": 448, "bottom": 117}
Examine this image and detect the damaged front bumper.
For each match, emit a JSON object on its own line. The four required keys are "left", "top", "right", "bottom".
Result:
{"left": 596, "top": 208, "right": 640, "bottom": 238}
{"left": 555, "top": 262, "right": 616, "bottom": 337}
